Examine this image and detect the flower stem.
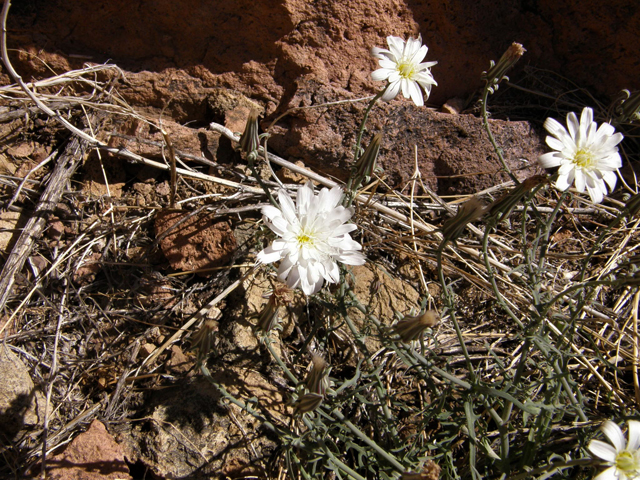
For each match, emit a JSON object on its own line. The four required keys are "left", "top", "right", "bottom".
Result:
{"left": 480, "top": 85, "right": 519, "bottom": 185}
{"left": 263, "top": 335, "right": 299, "bottom": 385}
{"left": 330, "top": 409, "right": 406, "bottom": 471}
{"left": 345, "top": 88, "right": 386, "bottom": 206}
{"left": 354, "top": 88, "right": 386, "bottom": 160}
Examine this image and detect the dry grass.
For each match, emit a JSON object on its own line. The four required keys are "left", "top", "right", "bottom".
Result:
{"left": 0, "top": 40, "right": 639, "bottom": 480}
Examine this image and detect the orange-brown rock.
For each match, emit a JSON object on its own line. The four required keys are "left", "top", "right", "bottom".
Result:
{"left": 154, "top": 210, "right": 237, "bottom": 274}
{"left": 44, "top": 420, "right": 131, "bottom": 480}
{"left": 4, "top": 1, "right": 638, "bottom": 194}
{"left": 7, "top": 0, "right": 639, "bottom": 105}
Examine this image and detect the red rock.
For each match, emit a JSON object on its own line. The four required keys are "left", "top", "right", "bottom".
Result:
{"left": 7, "top": 0, "right": 639, "bottom": 106}
{"left": 44, "top": 420, "right": 131, "bottom": 480}
{"left": 269, "top": 103, "right": 545, "bottom": 194}
{"left": 4, "top": 1, "right": 638, "bottom": 194}
{"left": 167, "top": 345, "right": 192, "bottom": 374}
{"left": 154, "top": 211, "right": 237, "bottom": 274}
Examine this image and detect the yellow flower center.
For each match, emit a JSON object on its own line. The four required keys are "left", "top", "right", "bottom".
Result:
{"left": 616, "top": 450, "right": 640, "bottom": 475}
{"left": 397, "top": 60, "right": 416, "bottom": 79}
{"left": 297, "top": 230, "right": 315, "bottom": 247}
{"left": 573, "top": 149, "right": 594, "bottom": 169}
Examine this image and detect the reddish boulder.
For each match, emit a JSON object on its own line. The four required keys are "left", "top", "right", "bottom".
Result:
{"left": 43, "top": 420, "right": 131, "bottom": 480}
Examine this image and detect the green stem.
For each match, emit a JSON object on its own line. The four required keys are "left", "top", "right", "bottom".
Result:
{"left": 331, "top": 409, "right": 406, "bottom": 472}
{"left": 301, "top": 416, "right": 368, "bottom": 480}
{"left": 437, "top": 243, "right": 477, "bottom": 382}
{"left": 480, "top": 85, "right": 519, "bottom": 184}
{"left": 579, "top": 206, "right": 628, "bottom": 282}
{"left": 481, "top": 219, "right": 525, "bottom": 329}
{"left": 506, "top": 458, "right": 593, "bottom": 480}
{"left": 345, "top": 88, "right": 386, "bottom": 206}
{"left": 353, "top": 88, "right": 386, "bottom": 161}
{"left": 248, "top": 152, "right": 278, "bottom": 207}
{"left": 263, "top": 336, "right": 299, "bottom": 385}
{"left": 200, "top": 363, "right": 285, "bottom": 435}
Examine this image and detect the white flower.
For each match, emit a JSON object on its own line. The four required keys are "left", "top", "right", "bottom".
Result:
{"left": 371, "top": 35, "right": 437, "bottom": 107}
{"left": 538, "top": 107, "right": 623, "bottom": 204}
{"left": 588, "top": 420, "right": 640, "bottom": 480}
{"left": 257, "top": 182, "right": 365, "bottom": 295}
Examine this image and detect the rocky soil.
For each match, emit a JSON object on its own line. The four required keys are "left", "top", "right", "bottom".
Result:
{"left": 1, "top": 1, "right": 640, "bottom": 479}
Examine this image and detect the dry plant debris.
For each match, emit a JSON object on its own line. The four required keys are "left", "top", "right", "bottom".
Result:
{"left": 0, "top": 9, "right": 639, "bottom": 480}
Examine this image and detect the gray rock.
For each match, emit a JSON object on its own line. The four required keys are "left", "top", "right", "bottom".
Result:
{"left": 0, "top": 346, "right": 45, "bottom": 438}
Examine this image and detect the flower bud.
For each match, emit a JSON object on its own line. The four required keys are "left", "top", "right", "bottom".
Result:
{"left": 294, "top": 392, "right": 324, "bottom": 414}
{"left": 487, "top": 175, "right": 547, "bottom": 223}
{"left": 239, "top": 108, "right": 260, "bottom": 157}
{"left": 625, "top": 192, "right": 640, "bottom": 217}
{"left": 392, "top": 310, "right": 439, "bottom": 343}
{"left": 482, "top": 43, "right": 526, "bottom": 89}
{"left": 305, "top": 354, "right": 329, "bottom": 397}
{"left": 255, "top": 285, "right": 292, "bottom": 336}
{"left": 612, "top": 89, "right": 640, "bottom": 124}
{"left": 354, "top": 133, "right": 382, "bottom": 183}
{"left": 441, "top": 197, "right": 486, "bottom": 244}
{"left": 190, "top": 319, "right": 218, "bottom": 361}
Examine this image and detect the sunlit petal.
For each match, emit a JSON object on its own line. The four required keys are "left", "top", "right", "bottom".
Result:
{"left": 370, "top": 35, "right": 437, "bottom": 106}
{"left": 257, "top": 183, "right": 366, "bottom": 295}
{"left": 538, "top": 107, "right": 624, "bottom": 203}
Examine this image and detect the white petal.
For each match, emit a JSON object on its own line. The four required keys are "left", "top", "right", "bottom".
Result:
{"left": 387, "top": 36, "right": 405, "bottom": 58}
{"left": 278, "top": 189, "right": 298, "bottom": 223}
{"left": 602, "top": 421, "right": 626, "bottom": 451}
{"left": 566, "top": 111, "right": 580, "bottom": 140}
{"left": 322, "top": 185, "right": 344, "bottom": 210}
{"left": 285, "top": 264, "right": 301, "bottom": 290}
{"left": 589, "top": 439, "right": 618, "bottom": 462}
{"left": 538, "top": 152, "right": 562, "bottom": 168}
{"left": 418, "top": 60, "right": 438, "bottom": 69}
{"left": 378, "top": 58, "right": 399, "bottom": 71}
{"left": 270, "top": 216, "right": 290, "bottom": 236}
{"left": 407, "top": 80, "right": 424, "bottom": 106}
{"left": 415, "top": 73, "right": 437, "bottom": 88}
{"left": 543, "top": 117, "right": 568, "bottom": 139}
{"left": 546, "top": 136, "right": 566, "bottom": 152}
{"left": 422, "top": 83, "right": 433, "bottom": 100}
{"left": 307, "top": 276, "right": 324, "bottom": 295}
{"left": 586, "top": 176, "right": 607, "bottom": 203}
{"left": 338, "top": 251, "right": 366, "bottom": 266}
{"left": 372, "top": 67, "right": 392, "bottom": 82}
{"left": 555, "top": 170, "right": 574, "bottom": 191}
{"left": 602, "top": 170, "right": 618, "bottom": 191}
{"left": 628, "top": 420, "right": 640, "bottom": 450}
{"left": 297, "top": 182, "right": 314, "bottom": 215}
{"left": 594, "top": 466, "right": 620, "bottom": 480}
{"left": 331, "top": 224, "right": 358, "bottom": 236}
{"left": 574, "top": 169, "right": 586, "bottom": 192}
{"left": 598, "top": 152, "right": 623, "bottom": 170}
{"left": 370, "top": 46, "right": 391, "bottom": 60}
{"left": 262, "top": 205, "right": 283, "bottom": 221}
{"left": 325, "top": 261, "right": 340, "bottom": 283}
{"left": 587, "top": 182, "right": 605, "bottom": 204}
{"left": 580, "top": 107, "right": 594, "bottom": 129}
{"left": 382, "top": 80, "right": 401, "bottom": 101}
{"left": 257, "top": 245, "right": 283, "bottom": 264}
{"left": 409, "top": 44, "right": 428, "bottom": 64}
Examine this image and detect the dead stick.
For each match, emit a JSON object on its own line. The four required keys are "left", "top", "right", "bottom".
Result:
{"left": 0, "top": 133, "right": 87, "bottom": 311}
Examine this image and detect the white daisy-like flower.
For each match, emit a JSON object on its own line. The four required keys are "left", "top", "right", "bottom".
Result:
{"left": 257, "top": 182, "right": 366, "bottom": 295}
{"left": 538, "top": 107, "right": 623, "bottom": 204}
{"left": 588, "top": 420, "right": 640, "bottom": 480}
{"left": 371, "top": 35, "right": 437, "bottom": 107}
